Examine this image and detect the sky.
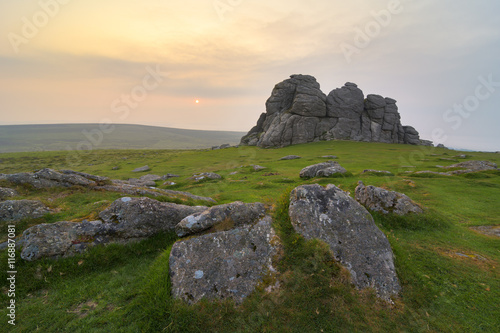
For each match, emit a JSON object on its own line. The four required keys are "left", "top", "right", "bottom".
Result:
{"left": 0, "top": 0, "right": 499, "bottom": 151}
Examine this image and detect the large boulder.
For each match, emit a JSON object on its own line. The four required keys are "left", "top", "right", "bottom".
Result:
{"left": 289, "top": 184, "right": 401, "bottom": 301}
{"left": 355, "top": 181, "right": 423, "bottom": 215}
{"left": 299, "top": 161, "right": 347, "bottom": 179}
{"left": 0, "top": 200, "right": 51, "bottom": 222}
{"left": 175, "top": 202, "right": 266, "bottom": 237}
{"left": 241, "top": 76, "right": 426, "bottom": 148}
{"left": 169, "top": 216, "right": 281, "bottom": 304}
{"left": 98, "top": 197, "right": 207, "bottom": 238}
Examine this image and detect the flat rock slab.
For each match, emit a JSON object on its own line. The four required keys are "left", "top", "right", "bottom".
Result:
{"left": 299, "top": 161, "right": 347, "bottom": 178}
{"left": 190, "top": 173, "right": 222, "bottom": 181}
{"left": 289, "top": 184, "right": 401, "bottom": 301}
{"left": 175, "top": 201, "right": 266, "bottom": 237}
{"left": 470, "top": 226, "right": 500, "bottom": 238}
{"left": 99, "top": 197, "right": 207, "bottom": 238}
{"left": 170, "top": 216, "right": 281, "bottom": 304}
{"left": 279, "top": 155, "right": 302, "bottom": 160}
{"left": 132, "top": 166, "right": 151, "bottom": 173}
{"left": 355, "top": 181, "right": 423, "bottom": 215}
{"left": 2, "top": 168, "right": 97, "bottom": 189}
{"left": 0, "top": 200, "right": 52, "bottom": 222}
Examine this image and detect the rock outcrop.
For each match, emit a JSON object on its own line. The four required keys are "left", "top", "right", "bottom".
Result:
{"left": 0, "top": 200, "right": 52, "bottom": 222}
{"left": 241, "top": 75, "right": 426, "bottom": 148}
{"left": 0, "top": 187, "right": 18, "bottom": 200}
{"left": 355, "top": 181, "right": 423, "bottom": 215}
{"left": 289, "top": 184, "right": 401, "bottom": 300}
{"left": 169, "top": 216, "right": 281, "bottom": 304}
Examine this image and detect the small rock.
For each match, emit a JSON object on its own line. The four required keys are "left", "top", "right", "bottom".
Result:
{"left": 279, "top": 155, "right": 302, "bottom": 160}
{"left": 355, "top": 181, "right": 423, "bottom": 215}
{"left": 252, "top": 165, "right": 267, "bottom": 171}
{"left": 161, "top": 174, "right": 180, "bottom": 180}
{"left": 321, "top": 155, "right": 338, "bottom": 159}
{"left": 163, "top": 181, "right": 177, "bottom": 186}
{"left": 190, "top": 173, "right": 222, "bottom": 181}
{"left": 299, "top": 161, "right": 347, "bottom": 179}
{"left": 362, "top": 169, "right": 393, "bottom": 175}
{"left": 132, "top": 165, "right": 151, "bottom": 173}
{"left": 229, "top": 172, "right": 239, "bottom": 175}
{"left": 139, "top": 174, "right": 162, "bottom": 182}
{"left": 112, "top": 167, "right": 120, "bottom": 170}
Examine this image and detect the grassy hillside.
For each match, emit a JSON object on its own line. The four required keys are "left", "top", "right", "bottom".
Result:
{"left": 0, "top": 141, "right": 499, "bottom": 332}
{"left": 0, "top": 124, "right": 245, "bottom": 153}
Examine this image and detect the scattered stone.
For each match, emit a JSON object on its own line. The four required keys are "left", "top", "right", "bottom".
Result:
{"left": 279, "top": 155, "right": 302, "bottom": 160}
{"left": 169, "top": 216, "right": 281, "bottom": 304}
{"left": 321, "top": 155, "right": 338, "bottom": 159}
{"left": 175, "top": 202, "right": 266, "bottom": 237}
{"left": 355, "top": 181, "right": 423, "bottom": 215}
{"left": 469, "top": 226, "right": 500, "bottom": 238}
{"left": 362, "top": 169, "right": 393, "bottom": 175}
{"left": 414, "top": 171, "right": 451, "bottom": 176}
{"left": 191, "top": 173, "right": 222, "bottom": 181}
{"left": 161, "top": 174, "right": 180, "bottom": 180}
{"left": 445, "top": 160, "right": 497, "bottom": 173}
{"left": 252, "top": 165, "right": 267, "bottom": 171}
{"left": 112, "top": 167, "right": 120, "bottom": 170}
{"left": 289, "top": 184, "right": 401, "bottom": 300}
{"left": 229, "top": 171, "right": 239, "bottom": 175}
{"left": 0, "top": 187, "right": 18, "bottom": 200}
{"left": 212, "top": 144, "right": 231, "bottom": 150}
{"left": 132, "top": 165, "right": 151, "bottom": 173}
{"left": 0, "top": 200, "right": 52, "bottom": 222}
{"left": 139, "top": 174, "right": 162, "bottom": 182}
{"left": 127, "top": 178, "right": 157, "bottom": 187}
{"left": 3, "top": 168, "right": 96, "bottom": 189}
{"left": 163, "top": 181, "right": 177, "bottom": 186}
{"left": 241, "top": 75, "right": 425, "bottom": 148}
{"left": 299, "top": 161, "right": 347, "bottom": 179}
{"left": 455, "top": 154, "right": 471, "bottom": 159}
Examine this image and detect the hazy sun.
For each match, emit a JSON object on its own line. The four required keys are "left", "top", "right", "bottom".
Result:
{"left": 195, "top": 99, "right": 200, "bottom": 104}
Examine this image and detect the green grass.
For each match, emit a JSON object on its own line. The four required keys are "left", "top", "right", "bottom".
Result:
{"left": 0, "top": 140, "right": 499, "bottom": 332}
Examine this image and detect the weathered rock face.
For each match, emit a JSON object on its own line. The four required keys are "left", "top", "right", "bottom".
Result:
{"left": 355, "top": 181, "right": 423, "bottom": 215}
{"left": 98, "top": 197, "right": 207, "bottom": 238}
{"left": 1, "top": 169, "right": 215, "bottom": 204}
{"left": 169, "top": 216, "right": 281, "bottom": 304}
{"left": 289, "top": 184, "right": 401, "bottom": 300}
{"left": 0, "top": 187, "right": 18, "bottom": 201}
{"left": 175, "top": 202, "right": 266, "bottom": 237}
{"left": 241, "top": 75, "right": 425, "bottom": 148}
{"left": 0, "top": 200, "right": 52, "bottom": 222}
{"left": 299, "top": 161, "right": 347, "bottom": 179}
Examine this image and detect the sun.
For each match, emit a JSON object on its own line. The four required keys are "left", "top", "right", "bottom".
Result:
{"left": 195, "top": 99, "right": 200, "bottom": 104}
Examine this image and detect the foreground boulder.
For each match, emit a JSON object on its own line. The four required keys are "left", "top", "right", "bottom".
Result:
{"left": 169, "top": 216, "right": 281, "bottom": 304}
{"left": 17, "top": 197, "right": 208, "bottom": 261}
{"left": 241, "top": 75, "right": 426, "bottom": 148}
{"left": 289, "top": 184, "right": 401, "bottom": 300}
{"left": 0, "top": 200, "right": 51, "bottom": 222}
{"left": 99, "top": 197, "right": 207, "bottom": 238}
{"left": 355, "top": 181, "right": 423, "bottom": 215}
{"left": 299, "top": 161, "right": 347, "bottom": 178}
{"left": 175, "top": 202, "right": 266, "bottom": 237}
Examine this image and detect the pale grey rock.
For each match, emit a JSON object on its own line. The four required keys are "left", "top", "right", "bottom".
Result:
{"left": 4, "top": 168, "right": 95, "bottom": 189}
{"left": 132, "top": 165, "right": 151, "bottom": 173}
{"left": 162, "top": 174, "right": 180, "bottom": 180}
{"left": 175, "top": 202, "right": 266, "bottom": 237}
{"left": 299, "top": 161, "right": 347, "bottom": 179}
{"left": 191, "top": 173, "right": 222, "bottom": 181}
{"left": 362, "top": 169, "right": 393, "bottom": 175}
{"left": 279, "top": 155, "right": 302, "bottom": 160}
{"left": 169, "top": 216, "right": 281, "bottom": 304}
{"left": 252, "top": 165, "right": 267, "bottom": 171}
{"left": 355, "top": 181, "right": 423, "bottom": 215}
{"left": 289, "top": 184, "right": 401, "bottom": 300}
{"left": 0, "top": 200, "right": 52, "bottom": 222}
{"left": 321, "top": 155, "right": 338, "bottom": 159}
{"left": 445, "top": 160, "right": 497, "bottom": 173}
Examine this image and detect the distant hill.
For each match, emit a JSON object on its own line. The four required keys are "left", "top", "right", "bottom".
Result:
{"left": 0, "top": 124, "right": 246, "bottom": 153}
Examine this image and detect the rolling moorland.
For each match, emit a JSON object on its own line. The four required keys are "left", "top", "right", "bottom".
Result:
{"left": 0, "top": 140, "right": 499, "bottom": 332}
{"left": 0, "top": 124, "right": 245, "bottom": 153}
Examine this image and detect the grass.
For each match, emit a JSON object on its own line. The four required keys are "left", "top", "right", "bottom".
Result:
{"left": 0, "top": 140, "right": 499, "bottom": 332}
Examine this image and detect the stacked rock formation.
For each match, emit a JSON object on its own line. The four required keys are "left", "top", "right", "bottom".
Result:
{"left": 241, "top": 74, "right": 429, "bottom": 148}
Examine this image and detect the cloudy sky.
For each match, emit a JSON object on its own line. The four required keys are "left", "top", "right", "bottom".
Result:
{"left": 1, "top": 0, "right": 499, "bottom": 151}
